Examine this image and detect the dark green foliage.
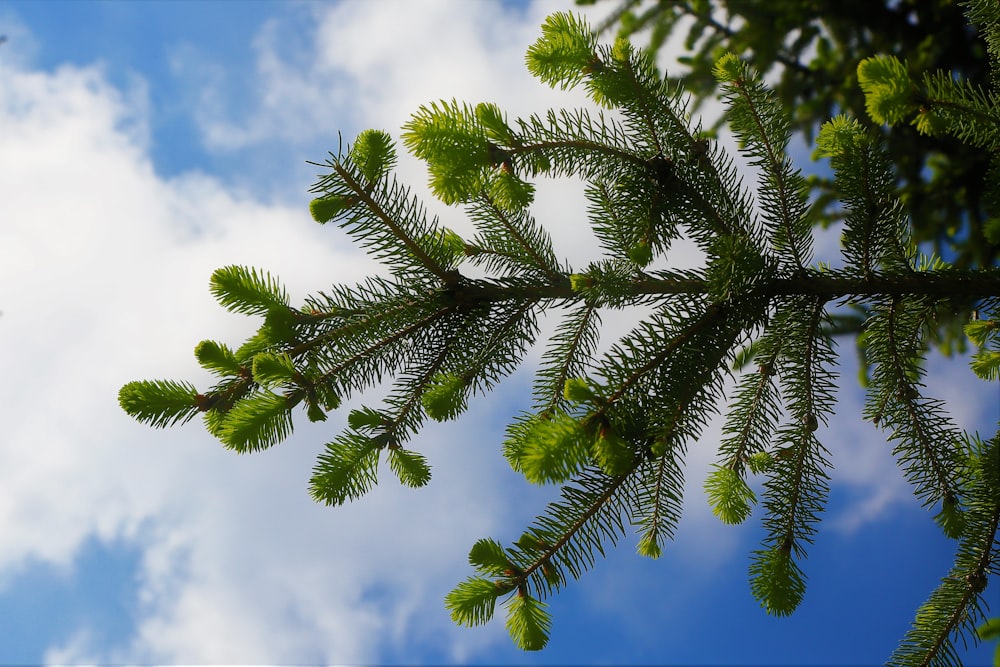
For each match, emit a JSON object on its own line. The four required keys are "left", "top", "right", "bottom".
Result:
{"left": 579, "top": 0, "right": 998, "bottom": 274}
{"left": 863, "top": 295, "right": 967, "bottom": 535}
{"left": 888, "top": 434, "right": 1000, "bottom": 667}
{"left": 120, "top": 4, "right": 1000, "bottom": 663}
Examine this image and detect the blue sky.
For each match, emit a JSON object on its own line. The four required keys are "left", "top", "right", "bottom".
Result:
{"left": 0, "top": 1, "right": 996, "bottom": 664}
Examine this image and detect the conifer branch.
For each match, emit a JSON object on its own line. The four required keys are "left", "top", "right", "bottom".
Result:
{"left": 613, "top": 47, "right": 667, "bottom": 157}
{"left": 871, "top": 298, "right": 962, "bottom": 513}
{"left": 330, "top": 160, "right": 459, "bottom": 284}
{"left": 473, "top": 194, "right": 564, "bottom": 282}
{"left": 920, "top": 90, "right": 1000, "bottom": 151}
{"left": 720, "top": 344, "right": 783, "bottom": 472}
{"left": 514, "top": 137, "right": 648, "bottom": 173}
{"left": 121, "top": 6, "right": 1000, "bottom": 660}
{"left": 889, "top": 437, "right": 1000, "bottom": 666}
{"left": 668, "top": 166, "right": 741, "bottom": 240}
{"left": 777, "top": 299, "right": 830, "bottom": 555}
{"left": 631, "top": 437, "right": 686, "bottom": 557}
{"left": 514, "top": 468, "right": 633, "bottom": 595}
{"left": 298, "top": 270, "right": 1000, "bottom": 311}
{"left": 604, "top": 303, "right": 728, "bottom": 406}
{"left": 293, "top": 304, "right": 455, "bottom": 403}
{"left": 534, "top": 303, "right": 601, "bottom": 413}
{"left": 288, "top": 297, "right": 449, "bottom": 359}
{"left": 717, "top": 54, "right": 810, "bottom": 268}
{"left": 382, "top": 326, "right": 461, "bottom": 445}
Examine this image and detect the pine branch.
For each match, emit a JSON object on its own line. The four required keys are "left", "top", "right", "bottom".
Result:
{"left": 817, "top": 116, "right": 911, "bottom": 276}
{"left": 300, "top": 269, "right": 1000, "bottom": 311}
{"left": 601, "top": 302, "right": 730, "bottom": 405}
{"left": 118, "top": 380, "right": 200, "bottom": 428}
{"left": 330, "top": 159, "right": 460, "bottom": 284}
{"left": 749, "top": 297, "right": 835, "bottom": 615}
{"left": 631, "top": 434, "right": 685, "bottom": 558}
{"left": 511, "top": 467, "right": 633, "bottom": 597}
{"left": 121, "top": 8, "right": 1000, "bottom": 661}
{"left": 533, "top": 302, "right": 602, "bottom": 412}
{"left": 707, "top": 342, "right": 783, "bottom": 525}
{"left": 299, "top": 300, "right": 455, "bottom": 400}
{"left": 889, "top": 435, "right": 1000, "bottom": 667}
{"left": 866, "top": 297, "right": 964, "bottom": 526}
{"left": 716, "top": 54, "right": 811, "bottom": 269}
{"left": 467, "top": 194, "right": 564, "bottom": 282}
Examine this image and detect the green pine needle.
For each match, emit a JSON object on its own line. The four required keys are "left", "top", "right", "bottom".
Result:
{"left": 705, "top": 465, "right": 757, "bottom": 525}
{"left": 194, "top": 340, "right": 243, "bottom": 377}
{"left": 216, "top": 390, "right": 294, "bottom": 452}
{"left": 515, "top": 411, "right": 591, "bottom": 484}
{"left": 857, "top": 56, "right": 918, "bottom": 125}
{"left": 401, "top": 100, "right": 491, "bottom": 205}
{"left": 475, "top": 102, "right": 515, "bottom": 144}
{"left": 562, "top": 377, "right": 598, "bottom": 405}
{"left": 525, "top": 12, "right": 598, "bottom": 91}
{"left": 468, "top": 538, "right": 515, "bottom": 576}
{"left": 635, "top": 532, "right": 663, "bottom": 559}
{"left": 504, "top": 592, "right": 552, "bottom": 651}
{"left": 749, "top": 546, "right": 807, "bottom": 616}
{"left": 387, "top": 448, "right": 432, "bottom": 488}
{"left": 487, "top": 170, "right": 536, "bottom": 211}
{"left": 445, "top": 577, "right": 501, "bottom": 627}
{"left": 118, "top": 380, "right": 200, "bottom": 429}
{"left": 251, "top": 352, "right": 297, "bottom": 388}
{"left": 349, "top": 129, "right": 397, "bottom": 183}
{"left": 210, "top": 265, "right": 290, "bottom": 317}
{"left": 421, "top": 373, "right": 468, "bottom": 421}
{"left": 347, "top": 407, "right": 391, "bottom": 432}
{"left": 591, "top": 425, "right": 634, "bottom": 476}
{"left": 310, "top": 195, "right": 356, "bottom": 224}
{"left": 309, "top": 434, "right": 381, "bottom": 506}
{"left": 933, "top": 495, "right": 967, "bottom": 539}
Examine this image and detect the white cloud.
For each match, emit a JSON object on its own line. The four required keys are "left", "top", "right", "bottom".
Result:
{"left": 174, "top": 1, "right": 586, "bottom": 151}
{"left": 0, "top": 21, "right": 516, "bottom": 662}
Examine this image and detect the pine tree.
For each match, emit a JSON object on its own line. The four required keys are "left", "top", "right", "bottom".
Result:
{"left": 120, "top": 3, "right": 1000, "bottom": 663}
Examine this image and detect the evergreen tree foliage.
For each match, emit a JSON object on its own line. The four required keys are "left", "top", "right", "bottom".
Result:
{"left": 578, "top": 0, "right": 1000, "bottom": 361}
{"left": 121, "top": 3, "right": 1000, "bottom": 663}
{"left": 576, "top": 0, "right": 998, "bottom": 272}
